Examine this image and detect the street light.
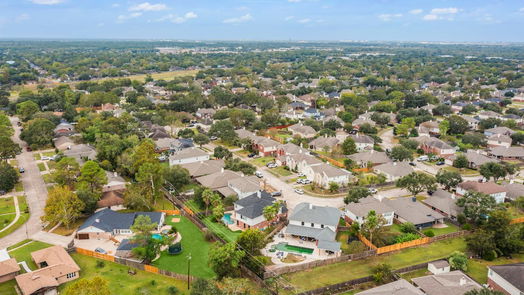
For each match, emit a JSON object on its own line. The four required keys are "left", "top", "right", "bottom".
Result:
{"left": 187, "top": 253, "right": 192, "bottom": 290}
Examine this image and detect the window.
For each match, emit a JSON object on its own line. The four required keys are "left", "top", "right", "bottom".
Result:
{"left": 321, "top": 224, "right": 324, "bottom": 228}
{"left": 66, "top": 273, "right": 76, "bottom": 279}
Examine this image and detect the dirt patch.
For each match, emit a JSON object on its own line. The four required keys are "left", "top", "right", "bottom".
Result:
{"left": 171, "top": 217, "right": 181, "bottom": 223}
{"left": 282, "top": 254, "right": 305, "bottom": 264}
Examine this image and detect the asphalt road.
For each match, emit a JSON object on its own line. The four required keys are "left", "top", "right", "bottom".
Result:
{"left": 0, "top": 117, "right": 48, "bottom": 249}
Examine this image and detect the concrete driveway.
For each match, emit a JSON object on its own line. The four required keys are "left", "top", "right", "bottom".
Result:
{"left": 0, "top": 117, "right": 48, "bottom": 249}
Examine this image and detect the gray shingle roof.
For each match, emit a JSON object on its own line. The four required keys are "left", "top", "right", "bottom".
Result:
{"left": 289, "top": 202, "right": 341, "bottom": 227}
{"left": 356, "top": 279, "right": 424, "bottom": 295}
{"left": 345, "top": 196, "right": 394, "bottom": 217}
{"left": 412, "top": 271, "right": 482, "bottom": 295}
{"left": 79, "top": 209, "right": 163, "bottom": 232}
{"left": 422, "top": 190, "right": 462, "bottom": 217}
{"left": 384, "top": 198, "right": 444, "bottom": 226}
{"left": 489, "top": 263, "right": 524, "bottom": 291}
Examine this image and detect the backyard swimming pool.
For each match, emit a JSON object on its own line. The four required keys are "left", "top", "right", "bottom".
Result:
{"left": 152, "top": 233, "right": 163, "bottom": 240}
{"left": 274, "top": 242, "right": 314, "bottom": 254}
{"left": 222, "top": 213, "right": 234, "bottom": 225}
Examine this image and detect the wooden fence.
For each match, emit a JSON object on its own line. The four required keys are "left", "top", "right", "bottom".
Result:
{"left": 157, "top": 209, "right": 180, "bottom": 215}
{"left": 357, "top": 234, "right": 378, "bottom": 250}
{"left": 76, "top": 247, "right": 115, "bottom": 262}
{"left": 317, "top": 154, "right": 345, "bottom": 168}
{"left": 376, "top": 237, "right": 431, "bottom": 254}
{"left": 510, "top": 216, "right": 524, "bottom": 224}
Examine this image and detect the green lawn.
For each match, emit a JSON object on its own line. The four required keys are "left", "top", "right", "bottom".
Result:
{"left": 443, "top": 166, "right": 480, "bottom": 176}
{"left": 0, "top": 197, "right": 30, "bottom": 239}
{"left": 33, "top": 153, "right": 41, "bottom": 160}
{"left": 8, "top": 241, "right": 52, "bottom": 271}
{"left": 57, "top": 253, "right": 189, "bottom": 295}
{"left": 153, "top": 197, "right": 176, "bottom": 211}
{"left": 8, "top": 159, "right": 18, "bottom": 167}
{"left": 42, "top": 174, "right": 54, "bottom": 184}
{"left": 152, "top": 215, "right": 215, "bottom": 279}
{"left": 0, "top": 280, "right": 17, "bottom": 295}
{"left": 268, "top": 166, "right": 292, "bottom": 177}
{"left": 399, "top": 268, "right": 431, "bottom": 281}
{"left": 428, "top": 222, "right": 460, "bottom": 236}
{"left": 286, "top": 237, "right": 467, "bottom": 291}
{"left": 336, "top": 231, "right": 367, "bottom": 255}
{"left": 42, "top": 151, "right": 56, "bottom": 157}
{"left": 466, "top": 254, "right": 524, "bottom": 284}
{"left": 0, "top": 215, "right": 16, "bottom": 231}
{"left": 249, "top": 156, "right": 275, "bottom": 167}
{"left": 0, "top": 197, "right": 15, "bottom": 214}
{"left": 14, "top": 182, "right": 24, "bottom": 192}
{"left": 37, "top": 162, "right": 46, "bottom": 172}
{"left": 202, "top": 215, "right": 242, "bottom": 243}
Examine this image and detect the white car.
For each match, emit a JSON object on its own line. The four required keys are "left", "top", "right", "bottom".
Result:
{"left": 41, "top": 156, "right": 50, "bottom": 160}
{"left": 294, "top": 188, "right": 304, "bottom": 194}
{"left": 255, "top": 171, "right": 263, "bottom": 178}
{"left": 368, "top": 188, "right": 378, "bottom": 194}
{"left": 297, "top": 173, "right": 305, "bottom": 177}
{"left": 302, "top": 179, "right": 312, "bottom": 184}
{"left": 417, "top": 155, "right": 429, "bottom": 161}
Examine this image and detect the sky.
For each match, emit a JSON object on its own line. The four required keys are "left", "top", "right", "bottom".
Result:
{"left": 1, "top": 0, "right": 524, "bottom": 42}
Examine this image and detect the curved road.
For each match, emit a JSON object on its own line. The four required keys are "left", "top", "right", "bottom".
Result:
{"left": 0, "top": 117, "right": 47, "bottom": 249}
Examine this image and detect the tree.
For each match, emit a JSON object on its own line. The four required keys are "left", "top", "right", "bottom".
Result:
{"left": 16, "top": 100, "right": 40, "bottom": 121}
{"left": 209, "top": 242, "right": 245, "bottom": 279}
{"left": 0, "top": 162, "right": 19, "bottom": 192}
{"left": 20, "top": 118, "right": 55, "bottom": 149}
{"left": 448, "top": 115, "right": 469, "bottom": 135}
{"left": 63, "top": 277, "right": 111, "bottom": 295}
{"left": 0, "top": 136, "right": 20, "bottom": 161}
{"left": 193, "top": 133, "right": 210, "bottom": 147}
{"left": 448, "top": 251, "right": 468, "bottom": 271}
{"left": 130, "top": 215, "right": 165, "bottom": 263}
{"left": 190, "top": 278, "right": 222, "bottom": 295}
{"left": 51, "top": 157, "right": 80, "bottom": 188}
{"left": 396, "top": 172, "right": 437, "bottom": 197}
{"left": 371, "top": 263, "right": 394, "bottom": 284}
{"left": 483, "top": 210, "right": 522, "bottom": 256}
{"left": 344, "top": 186, "right": 371, "bottom": 204}
{"left": 164, "top": 165, "right": 191, "bottom": 190}
{"left": 212, "top": 203, "right": 225, "bottom": 222}
{"left": 328, "top": 182, "right": 340, "bottom": 193}
{"left": 361, "top": 210, "right": 387, "bottom": 247}
{"left": 479, "top": 162, "right": 507, "bottom": 182}
{"left": 209, "top": 120, "right": 238, "bottom": 144}
{"left": 466, "top": 229, "right": 497, "bottom": 259}
{"left": 463, "top": 289, "right": 504, "bottom": 295}
{"left": 78, "top": 160, "right": 107, "bottom": 195}
{"left": 436, "top": 170, "right": 462, "bottom": 190}
{"left": 457, "top": 192, "right": 498, "bottom": 224}
{"left": 236, "top": 229, "right": 265, "bottom": 255}
{"left": 462, "top": 133, "right": 486, "bottom": 148}
{"left": 42, "top": 186, "right": 85, "bottom": 228}
{"left": 390, "top": 146, "right": 413, "bottom": 162}
{"left": 202, "top": 189, "right": 218, "bottom": 215}
{"left": 453, "top": 154, "right": 469, "bottom": 169}
{"left": 214, "top": 146, "right": 233, "bottom": 159}
{"left": 178, "top": 128, "right": 195, "bottom": 139}
{"left": 439, "top": 120, "right": 450, "bottom": 136}
{"left": 263, "top": 202, "right": 280, "bottom": 223}
{"left": 123, "top": 183, "right": 154, "bottom": 210}
{"left": 341, "top": 137, "right": 357, "bottom": 155}
{"left": 135, "top": 161, "right": 164, "bottom": 204}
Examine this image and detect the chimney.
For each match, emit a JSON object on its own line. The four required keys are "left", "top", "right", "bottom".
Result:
{"left": 95, "top": 218, "right": 100, "bottom": 223}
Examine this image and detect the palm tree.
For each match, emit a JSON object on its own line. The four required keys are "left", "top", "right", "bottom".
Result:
{"left": 201, "top": 189, "right": 214, "bottom": 215}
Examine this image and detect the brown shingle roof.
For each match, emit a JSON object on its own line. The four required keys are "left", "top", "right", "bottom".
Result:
{"left": 458, "top": 181, "right": 507, "bottom": 195}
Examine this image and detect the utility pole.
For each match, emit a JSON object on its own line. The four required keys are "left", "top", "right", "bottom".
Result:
{"left": 187, "top": 253, "right": 192, "bottom": 290}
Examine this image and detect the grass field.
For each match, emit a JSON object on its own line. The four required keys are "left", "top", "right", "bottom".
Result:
{"left": 428, "top": 222, "right": 460, "bottom": 236}
{"left": 249, "top": 156, "right": 275, "bottom": 167}
{"left": 0, "top": 197, "right": 15, "bottom": 214}
{"left": 100, "top": 69, "right": 199, "bottom": 83}
{"left": 0, "top": 196, "right": 30, "bottom": 239}
{"left": 268, "top": 166, "right": 293, "bottom": 177}
{"left": 202, "top": 215, "right": 242, "bottom": 243}
{"left": 0, "top": 215, "right": 16, "bottom": 231}
{"left": 152, "top": 215, "right": 215, "bottom": 279}
{"left": 37, "top": 162, "right": 46, "bottom": 172}
{"left": 285, "top": 237, "right": 467, "bottom": 292}
{"left": 443, "top": 166, "right": 480, "bottom": 176}
{"left": 466, "top": 253, "right": 524, "bottom": 284}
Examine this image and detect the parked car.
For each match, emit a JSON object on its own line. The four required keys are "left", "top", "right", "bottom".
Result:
{"left": 247, "top": 153, "right": 257, "bottom": 158}
{"left": 210, "top": 136, "right": 217, "bottom": 141}
{"left": 0, "top": 190, "right": 6, "bottom": 195}
{"left": 19, "top": 167, "right": 25, "bottom": 173}
{"left": 409, "top": 162, "right": 416, "bottom": 166}
{"left": 255, "top": 171, "right": 263, "bottom": 178}
{"left": 26, "top": 146, "right": 31, "bottom": 151}
{"left": 368, "top": 188, "right": 378, "bottom": 194}
{"left": 296, "top": 179, "right": 304, "bottom": 184}
{"left": 41, "top": 156, "right": 50, "bottom": 160}
{"left": 302, "top": 179, "right": 312, "bottom": 184}
{"left": 266, "top": 162, "right": 277, "bottom": 168}
{"left": 436, "top": 161, "right": 445, "bottom": 166}
{"left": 294, "top": 188, "right": 304, "bottom": 195}
{"left": 297, "top": 173, "right": 305, "bottom": 177}
{"left": 417, "top": 155, "right": 429, "bottom": 161}
{"left": 271, "top": 191, "right": 282, "bottom": 197}
{"left": 94, "top": 248, "right": 107, "bottom": 254}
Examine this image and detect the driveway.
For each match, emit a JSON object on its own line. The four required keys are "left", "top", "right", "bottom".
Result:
{"left": 0, "top": 117, "right": 48, "bottom": 249}
{"left": 379, "top": 128, "right": 395, "bottom": 151}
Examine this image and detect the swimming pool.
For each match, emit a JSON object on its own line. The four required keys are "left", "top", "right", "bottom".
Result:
{"left": 222, "top": 213, "right": 234, "bottom": 225}
{"left": 151, "top": 233, "right": 163, "bottom": 241}
{"left": 274, "top": 242, "right": 314, "bottom": 254}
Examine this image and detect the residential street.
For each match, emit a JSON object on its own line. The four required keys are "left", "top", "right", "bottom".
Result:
{"left": 0, "top": 117, "right": 48, "bottom": 249}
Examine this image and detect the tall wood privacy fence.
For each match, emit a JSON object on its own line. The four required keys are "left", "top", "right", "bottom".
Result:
{"left": 510, "top": 216, "right": 524, "bottom": 224}
{"left": 74, "top": 247, "right": 195, "bottom": 282}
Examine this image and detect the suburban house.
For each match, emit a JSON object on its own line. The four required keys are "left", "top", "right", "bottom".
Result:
{"left": 350, "top": 134, "right": 374, "bottom": 151}
{"left": 0, "top": 250, "right": 20, "bottom": 283}
{"left": 351, "top": 118, "right": 376, "bottom": 130}
{"left": 456, "top": 181, "right": 507, "bottom": 204}
{"left": 373, "top": 162, "right": 414, "bottom": 182}
{"left": 484, "top": 126, "right": 515, "bottom": 137}
{"left": 195, "top": 108, "right": 216, "bottom": 120}
{"left": 428, "top": 260, "right": 451, "bottom": 275}
{"left": 501, "top": 181, "right": 524, "bottom": 201}
{"left": 464, "top": 150, "right": 499, "bottom": 169}
{"left": 276, "top": 143, "right": 309, "bottom": 157}
{"left": 422, "top": 189, "right": 462, "bottom": 220}
{"left": 488, "top": 263, "right": 524, "bottom": 295}
{"left": 478, "top": 111, "right": 501, "bottom": 121}
{"left": 383, "top": 198, "right": 444, "bottom": 229}
{"left": 285, "top": 202, "right": 342, "bottom": 256}
{"left": 15, "top": 246, "right": 81, "bottom": 295}
{"left": 488, "top": 146, "right": 524, "bottom": 160}
{"left": 103, "top": 171, "right": 127, "bottom": 193}
{"left": 154, "top": 137, "right": 194, "bottom": 153}
{"left": 195, "top": 169, "right": 243, "bottom": 193}
{"left": 115, "top": 239, "right": 139, "bottom": 259}
{"left": 96, "top": 190, "right": 125, "bottom": 210}
{"left": 462, "top": 116, "right": 479, "bottom": 130}
{"left": 344, "top": 196, "right": 394, "bottom": 226}
{"left": 305, "top": 163, "right": 352, "bottom": 188}
{"left": 227, "top": 176, "right": 262, "bottom": 199}
{"left": 309, "top": 136, "right": 339, "bottom": 151}
{"left": 53, "top": 122, "right": 75, "bottom": 137}
{"left": 417, "top": 136, "right": 455, "bottom": 158}
{"left": 235, "top": 128, "right": 256, "bottom": 141}
{"left": 63, "top": 144, "right": 97, "bottom": 164}
{"left": 285, "top": 153, "right": 323, "bottom": 174}
{"left": 168, "top": 147, "right": 209, "bottom": 166}
{"left": 252, "top": 136, "right": 280, "bottom": 156}
{"left": 487, "top": 134, "right": 512, "bottom": 148}
{"left": 418, "top": 121, "right": 440, "bottom": 136}
{"left": 288, "top": 123, "right": 317, "bottom": 139}
{"left": 180, "top": 159, "right": 225, "bottom": 178}
{"left": 356, "top": 279, "right": 424, "bottom": 295}
{"left": 76, "top": 209, "right": 165, "bottom": 240}
{"left": 233, "top": 191, "right": 286, "bottom": 230}
{"left": 349, "top": 150, "right": 391, "bottom": 168}
{"left": 412, "top": 271, "right": 482, "bottom": 295}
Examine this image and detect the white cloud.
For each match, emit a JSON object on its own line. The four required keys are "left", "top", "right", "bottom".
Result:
{"left": 378, "top": 13, "right": 402, "bottom": 21}
{"left": 409, "top": 9, "right": 423, "bottom": 15}
{"left": 423, "top": 14, "right": 438, "bottom": 21}
{"left": 30, "top": 0, "right": 64, "bottom": 5}
{"left": 129, "top": 2, "right": 167, "bottom": 12}
{"left": 285, "top": 16, "right": 295, "bottom": 21}
{"left": 16, "top": 13, "right": 30, "bottom": 22}
{"left": 431, "top": 7, "right": 459, "bottom": 14}
{"left": 158, "top": 11, "right": 197, "bottom": 23}
{"left": 223, "top": 14, "right": 252, "bottom": 23}
{"left": 298, "top": 18, "right": 311, "bottom": 23}
{"left": 117, "top": 12, "right": 143, "bottom": 22}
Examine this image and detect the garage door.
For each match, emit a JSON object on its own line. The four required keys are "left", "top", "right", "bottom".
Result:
{"left": 77, "top": 233, "right": 89, "bottom": 240}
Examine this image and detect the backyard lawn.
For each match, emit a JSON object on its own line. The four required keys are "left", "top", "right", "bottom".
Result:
{"left": 336, "top": 231, "right": 367, "bottom": 255}
{"left": 466, "top": 253, "right": 524, "bottom": 284}
{"left": 285, "top": 237, "right": 467, "bottom": 292}
{"left": 202, "top": 215, "right": 242, "bottom": 242}
{"left": 152, "top": 215, "right": 215, "bottom": 279}
{"left": 428, "top": 222, "right": 460, "bottom": 236}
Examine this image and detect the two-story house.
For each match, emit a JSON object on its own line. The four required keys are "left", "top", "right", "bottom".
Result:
{"left": 456, "top": 181, "right": 507, "bottom": 204}
{"left": 344, "top": 196, "right": 394, "bottom": 226}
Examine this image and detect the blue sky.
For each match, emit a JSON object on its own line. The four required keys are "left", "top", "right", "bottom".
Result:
{"left": 1, "top": 0, "right": 524, "bottom": 42}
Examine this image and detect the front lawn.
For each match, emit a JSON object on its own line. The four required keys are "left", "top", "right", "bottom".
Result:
{"left": 0, "top": 197, "right": 15, "bottom": 214}
{"left": 37, "top": 162, "right": 46, "bottom": 172}
{"left": 466, "top": 253, "right": 524, "bottom": 284}
{"left": 152, "top": 215, "right": 215, "bottom": 279}
{"left": 202, "top": 215, "right": 242, "bottom": 242}
{"left": 61, "top": 253, "right": 189, "bottom": 295}
{"left": 249, "top": 156, "right": 275, "bottom": 167}
{"left": 8, "top": 241, "right": 52, "bottom": 271}
{"left": 443, "top": 166, "right": 480, "bottom": 176}
{"left": 285, "top": 237, "right": 467, "bottom": 291}
{"left": 268, "top": 166, "right": 292, "bottom": 177}
{"left": 0, "top": 197, "right": 30, "bottom": 239}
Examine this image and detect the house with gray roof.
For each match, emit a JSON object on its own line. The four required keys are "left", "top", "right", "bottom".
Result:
{"left": 76, "top": 209, "right": 165, "bottom": 240}
{"left": 488, "top": 146, "right": 524, "bottom": 160}
{"left": 488, "top": 263, "right": 524, "bottom": 295}
{"left": 305, "top": 163, "right": 351, "bottom": 189}
{"left": 422, "top": 189, "right": 462, "bottom": 220}
{"left": 487, "top": 134, "right": 512, "bottom": 148}
{"left": 180, "top": 159, "right": 224, "bottom": 177}
{"left": 309, "top": 136, "right": 339, "bottom": 151}
{"left": 356, "top": 279, "right": 424, "bottom": 295}
{"left": 412, "top": 271, "right": 482, "bottom": 295}
{"left": 64, "top": 144, "right": 97, "bottom": 164}
{"left": 195, "top": 169, "right": 242, "bottom": 190}
{"left": 285, "top": 203, "right": 342, "bottom": 255}
{"left": 350, "top": 134, "right": 374, "bottom": 151}
{"left": 484, "top": 126, "right": 515, "bottom": 137}
{"left": 383, "top": 197, "right": 444, "bottom": 229}
{"left": 169, "top": 147, "right": 209, "bottom": 166}
{"left": 232, "top": 191, "right": 286, "bottom": 230}
{"left": 349, "top": 150, "right": 391, "bottom": 168}
{"left": 288, "top": 123, "right": 317, "bottom": 139}
{"left": 501, "top": 181, "right": 524, "bottom": 201}
{"left": 464, "top": 150, "right": 499, "bottom": 169}
{"left": 344, "top": 196, "right": 394, "bottom": 226}
{"left": 374, "top": 162, "right": 414, "bottom": 182}
{"left": 228, "top": 176, "right": 262, "bottom": 199}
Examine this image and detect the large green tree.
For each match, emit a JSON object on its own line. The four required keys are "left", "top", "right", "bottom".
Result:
{"left": 209, "top": 242, "right": 245, "bottom": 279}
{"left": 0, "top": 136, "right": 20, "bottom": 161}
{"left": 457, "top": 192, "right": 499, "bottom": 224}
{"left": 42, "top": 186, "right": 85, "bottom": 228}
{"left": 344, "top": 186, "right": 371, "bottom": 204}
{"left": 16, "top": 100, "right": 40, "bottom": 121}
{"left": 396, "top": 172, "right": 437, "bottom": 197}
{"left": 0, "top": 162, "right": 19, "bottom": 192}
{"left": 436, "top": 169, "right": 462, "bottom": 190}
{"left": 20, "top": 118, "right": 55, "bottom": 149}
